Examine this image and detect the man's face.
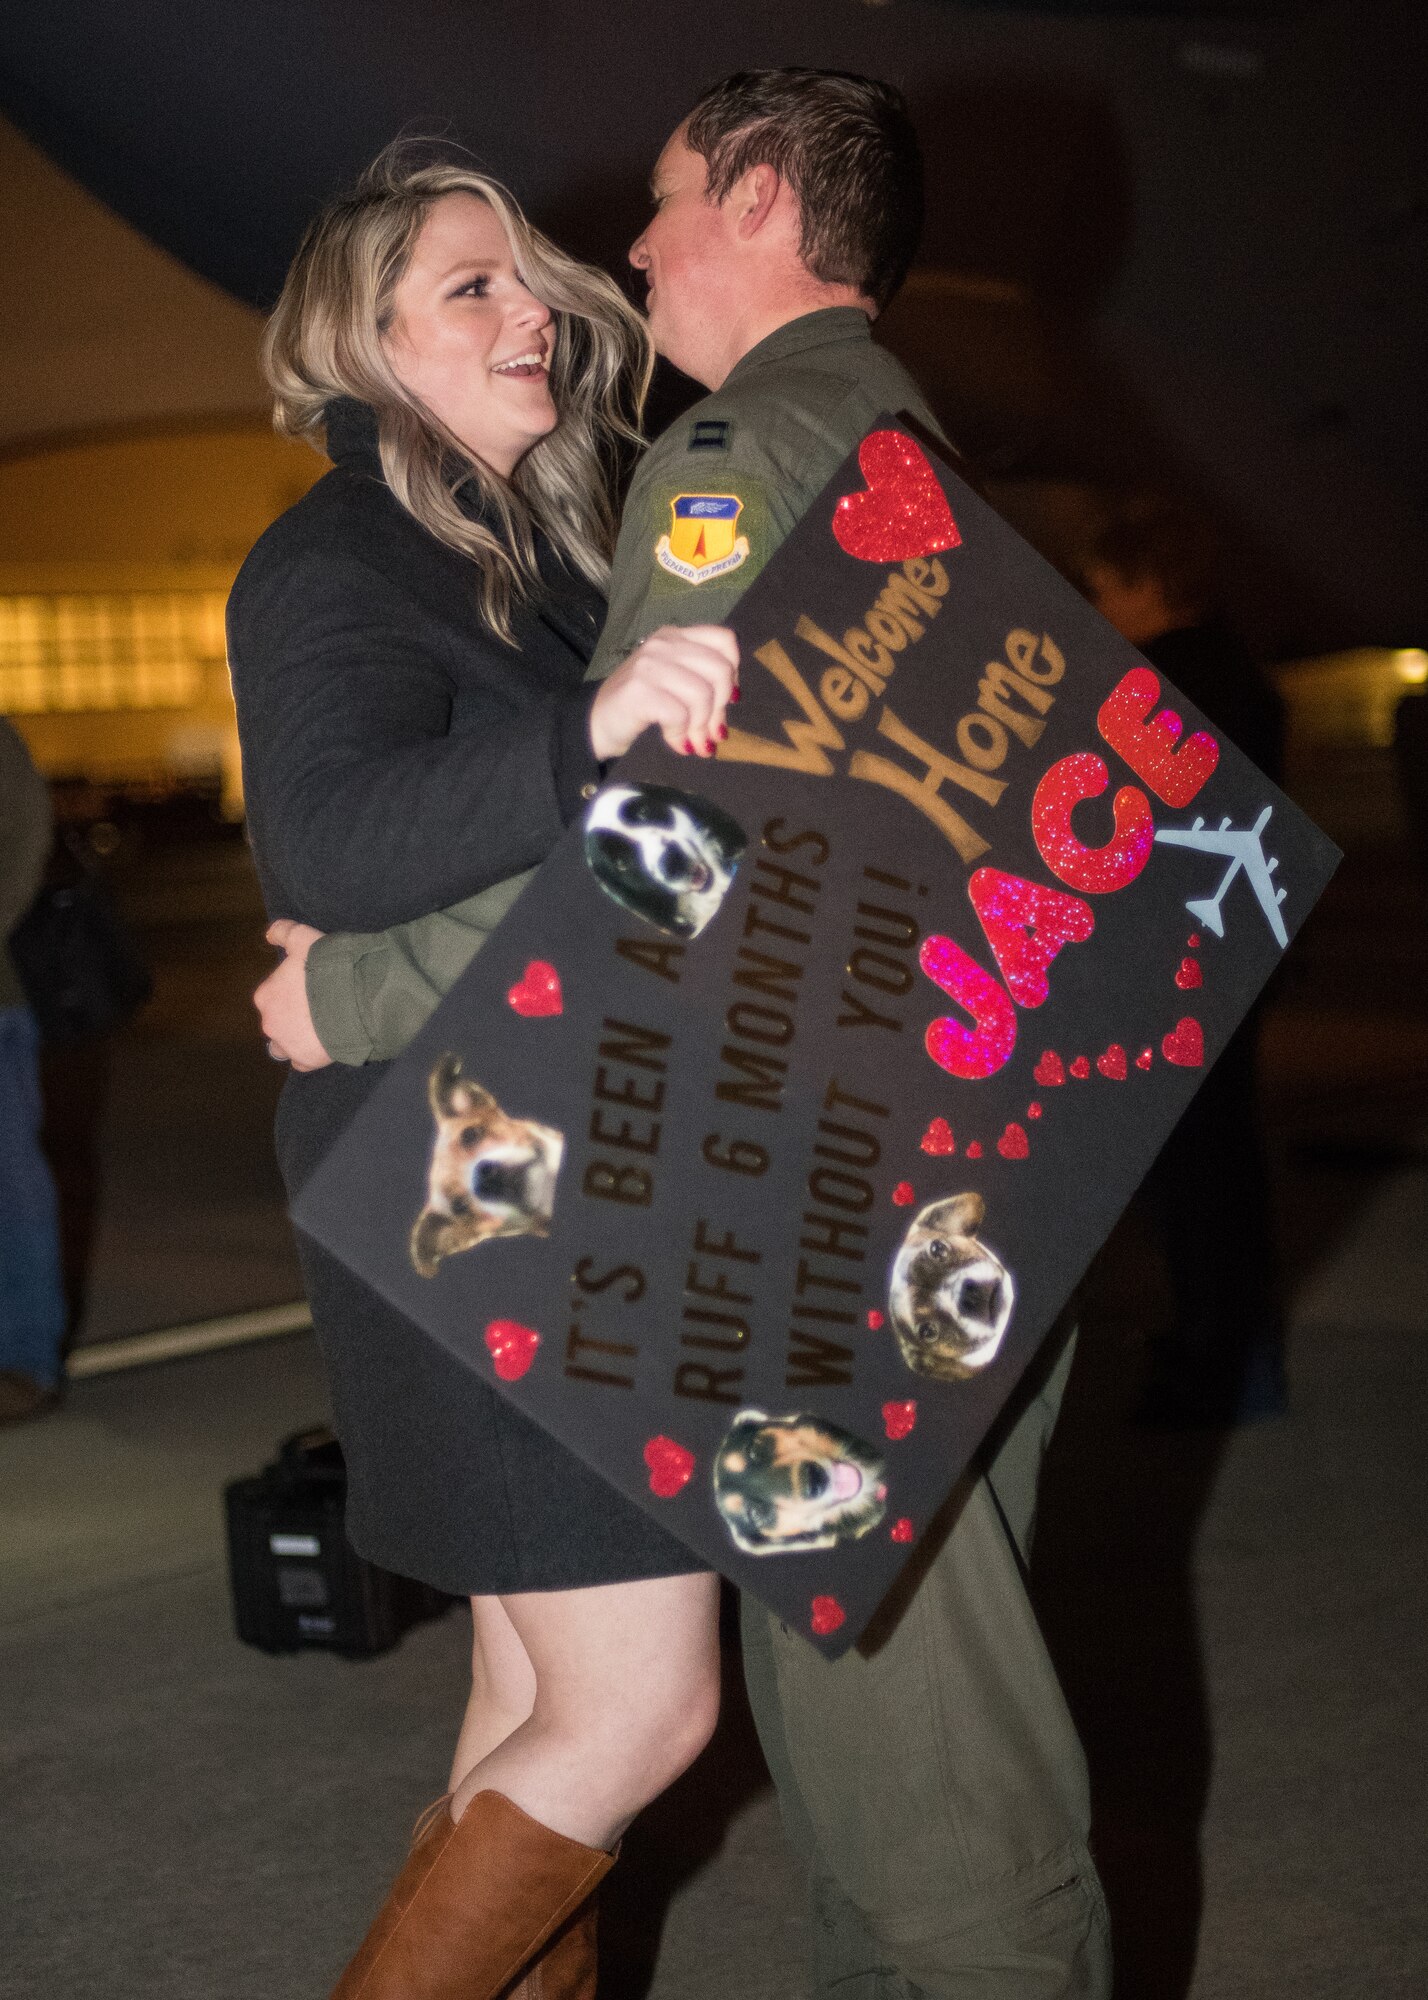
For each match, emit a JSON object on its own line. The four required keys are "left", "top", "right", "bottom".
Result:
{"left": 1084, "top": 561, "right": 1181, "bottom": 649}
{"left": 629, "top": 127, "right": 734, "bottom": 385}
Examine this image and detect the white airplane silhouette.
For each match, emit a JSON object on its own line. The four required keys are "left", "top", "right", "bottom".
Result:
{"left": 1153, "top": 805, "right": 1289, "bottom": 947}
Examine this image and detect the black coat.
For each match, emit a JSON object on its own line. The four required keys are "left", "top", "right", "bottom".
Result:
{"left": 229, "top": 397, "right": 603, "bottom": 934}
{"left": 227, "top": 401, "right": 700, "bottom": 1594}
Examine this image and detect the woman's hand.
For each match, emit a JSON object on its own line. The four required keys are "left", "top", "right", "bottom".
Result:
{"left": 255, "top": 920, "right": 332, "bottom": 1071}
{"left": 589, "top": 625, "right": 739, "bottom": 763}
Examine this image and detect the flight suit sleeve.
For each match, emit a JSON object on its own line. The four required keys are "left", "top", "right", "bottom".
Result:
{"left": 304, "top": 870, "right": 537, "bottom": 1064}
{"left": 587, "top": 411, "right": 807, "bottom": 680}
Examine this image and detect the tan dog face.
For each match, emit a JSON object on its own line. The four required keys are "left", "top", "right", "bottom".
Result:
{"left": 887, "top": 1192, "right": 1015, "bottom": 1382}
{"left": 713, "top": 1410, "right": 887, "bottom": 1555}
{"left": 410, "top": 1055, "right": 564, "bottom": 1277}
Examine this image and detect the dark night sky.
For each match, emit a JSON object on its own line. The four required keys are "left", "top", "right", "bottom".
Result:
{"left": 1, "top": 0, "right": 1423, "bottom": 644}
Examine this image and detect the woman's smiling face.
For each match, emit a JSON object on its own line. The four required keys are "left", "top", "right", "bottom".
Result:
{"left": 384, "top": 192, "right": 558, "bottom": 476}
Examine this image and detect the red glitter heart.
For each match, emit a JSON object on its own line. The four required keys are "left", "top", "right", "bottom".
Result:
{"left": 1162, "top": 1017, "right": 1204, "bottom": 1067}
{"left": 643, "top": 1435, "right": 695, "bottom": 1499}
{"left": 810, "top": 1595, "right": 847, "bottom": 1637}
{"left": 1136, "top": 1047, "right": 1154, "bottom": 1069}
{"left": 1096, "top": 1043, "right": 1128, "bottom": 1080}
{"left": 1027, "top": 1102, "right": 1043, "bottom": 1119}
{"left": 1033, "top": 1050, "right": 1065, "bottom": 1087}
{"left": 890, "top": 1518, "right": 915, "bottom": 1544}
{"left": 920, "top": 1117, "right": 955, "bottom": 1155}
{"left": 996, "top": 1122, "right": 1029, "bottom": 1160}
{"left": 1175, "top": 956, "right": 1202, "bottom": 990}
{"left": 965, "top": 1141, "right": 983, "bottom": 1159}
{"left": 1187, "top": 932, "right": 1202, "bottom": 948}
{"left": 831, "top": 429, "right": 962, "bottom": 564}
{"left": 507, "top": 960, "right": 563, "bottom": 1017}
{"left": 883, "top": 1399, "right": 917, "bottom": 1440}
{"left": 892, "top": 1180, "right": 915, "bottom": 1206}
{"left": 484, "top": 1319, "right": 541, "bottom": 1382}
{"left": 1069, "top": 1056, "right": 1091, "bottom": 1080}
{"left": 867, "top": 1308, "right": 885, "bottom": 1330}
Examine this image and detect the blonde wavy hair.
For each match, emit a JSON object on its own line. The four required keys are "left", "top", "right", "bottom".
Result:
{"left": 262, "top": 141, "right": 653, "bottom": 642}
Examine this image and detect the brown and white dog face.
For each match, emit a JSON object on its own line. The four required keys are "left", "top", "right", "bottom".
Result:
{"left": 713, "top": 1410, "right": 887, "bottom": 1555}
{"left": 887, "top": 1193, "right": 1015, "bottom": 1382}
{"left": 410, "top": 1055, "right": 564, "bottom": 1277}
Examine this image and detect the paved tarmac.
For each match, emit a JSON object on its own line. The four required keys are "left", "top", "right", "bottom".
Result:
{"left": 4, "top": 1196, "right": 1425, "bottom": 1998}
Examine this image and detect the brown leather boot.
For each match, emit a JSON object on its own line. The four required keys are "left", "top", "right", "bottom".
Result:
{"left": 499, "top": 1901, "right": 599, "bottom": 2000}
{"left": 330, "top": 1790, "right": 615, "bottom": 2000}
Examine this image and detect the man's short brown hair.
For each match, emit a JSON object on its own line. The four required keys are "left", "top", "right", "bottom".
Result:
{"left": 1087, "top": 498, "right": 1222, "bottom": 621}
{"left": 684, "top": 69, "right": 922, "bottom": 314}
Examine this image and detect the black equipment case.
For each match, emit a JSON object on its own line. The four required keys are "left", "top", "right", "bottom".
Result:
{"left": 224, "top": 1427, "right": 451, "bottom": 1658}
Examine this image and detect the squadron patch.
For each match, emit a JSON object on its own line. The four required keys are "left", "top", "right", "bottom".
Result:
{"left": 655, "top": 494, "right": 750, "bottom": 585}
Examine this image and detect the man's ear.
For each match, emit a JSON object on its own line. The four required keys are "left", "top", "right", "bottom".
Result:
{"left": 732, "top": 162, "right": 783, "bottom": 241}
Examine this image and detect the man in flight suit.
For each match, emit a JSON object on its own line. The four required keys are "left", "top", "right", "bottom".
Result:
{"left": 260, "top": 70, "right": 1111, "bottom": 1998}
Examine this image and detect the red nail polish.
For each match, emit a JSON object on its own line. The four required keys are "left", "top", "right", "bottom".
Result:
{"left": 682, "top": 739, "right": 694, "bottom": 755}
{"left": 716, "top": 723, "right": 728, "bottom": 740}
{"left": 730, "top": 686, "right": 741, "bottom": 703}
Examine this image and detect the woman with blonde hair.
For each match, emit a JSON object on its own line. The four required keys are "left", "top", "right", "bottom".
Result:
{"left": 227, "top": 144, "right": 734, "bottom": 2000}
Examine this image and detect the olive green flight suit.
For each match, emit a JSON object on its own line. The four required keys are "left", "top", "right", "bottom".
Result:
{"left": 304, "top": 308, "right": 1109, "bottom": 1998}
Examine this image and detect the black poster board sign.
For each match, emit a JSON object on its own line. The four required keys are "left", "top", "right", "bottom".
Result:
{"left": 294, "top": 421, "right": 1340, "bottom": 1656}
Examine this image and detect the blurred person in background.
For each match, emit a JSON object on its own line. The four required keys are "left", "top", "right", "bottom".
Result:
{"left": 1084, "top": 499, "right": 1288, "bottom": 1424}
{"left": 0, "top": 717, "right": 67, "bottom": 1424}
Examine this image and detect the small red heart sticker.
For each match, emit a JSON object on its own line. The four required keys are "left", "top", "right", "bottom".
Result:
{"left": 920, "top": 1117, "right": 955, "bottom": 1155}
{"left": 890, "top": 1518, "right": 915, "bottom": 1544}
{"left": 831, "top": 429, "right": 962, "bottom": 564}
{"left": 484, "top": 1319, "right": 541, "bottom": 1381}
{"left": 965, "top": 1141, "right": 983, "bottom": 1159}
{"left": 1136, "top": 1047, "right": 1154, "bottom": 1069}
{"left": 507, "top": 960, "right": 563, "bottom": 1017}
{"left": 1027, "top": 1101, "right": 1043, "bottom": 1119}
{"left": 1097, "top": 1043, "right": 1128, "bottom": 1080}
{"left": 1187, "top": 932, "right": 1202, "bottom": 948}
{"left": 892, "top": 1180, "right": 915, "bottom": 1206}
{"left": 1175, "top": 957, "right": 1203, "bottom": 990}
{"left": 1162, "top": 1017, "right": 1204, "bottom": 1067}
{"left": 643, "top": 1435, "right": 695, "bottom": 1499}
{"left": 883, "top": 1399, "right": 917, "bottom": 1440}
{"left": 1070, "top": 1056, "right": 1091, "bottom": 1080}
{"left": 1033, "top": 1050, "right": 1065, "bottom": 1087}
{"left": 810, "top": 1595, "right": 847, "bottom": 1637}
{"left": 867, "top": 1308, "right": 885, "bottom": 1330}
{"left": 997, "top": 1122, "right": 1029, "bottom": 1159}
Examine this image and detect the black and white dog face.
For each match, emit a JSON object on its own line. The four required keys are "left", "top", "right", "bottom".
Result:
{"left": 584, "top": 782, "right": 745, "bottom": 938}
{"left": 713, "top": 1410, "right": 887, "bottom": 1555}
{"left": 887, "top": 1193, "right": 1015, "bottom": 1382}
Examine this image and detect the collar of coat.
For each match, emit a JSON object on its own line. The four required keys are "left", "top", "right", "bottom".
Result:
{"left": 321, "top": 397, "right": 501, "bottom": 527}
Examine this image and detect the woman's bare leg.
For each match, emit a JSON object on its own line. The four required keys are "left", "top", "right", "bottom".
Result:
{"left": 448, "top": 1596, "right": 539, "bottom": 1794}
{"left": 450, "top": 1570, "right": 721, "bottom": 1851}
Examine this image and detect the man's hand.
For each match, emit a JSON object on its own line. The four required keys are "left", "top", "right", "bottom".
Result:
{"left": 255, "top": 920, "right": 332, "bottom": 1071}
